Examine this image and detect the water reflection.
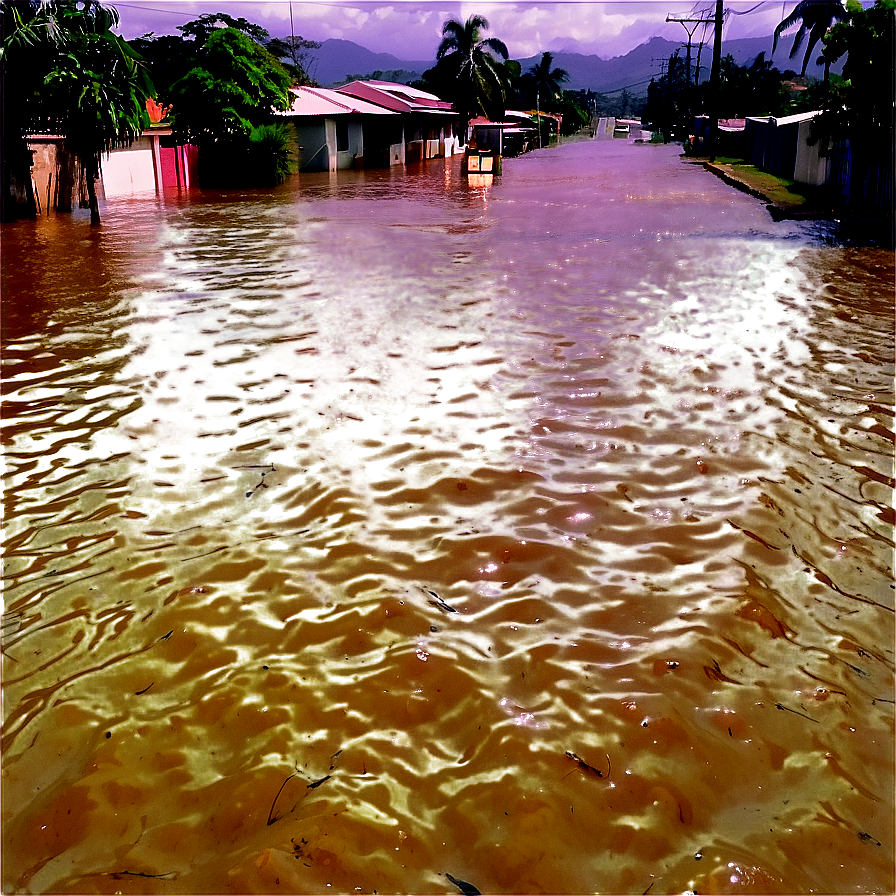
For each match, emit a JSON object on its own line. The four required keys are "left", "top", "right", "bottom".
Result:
{"left": 2, "top": 139, "right": 893, "bottom": 895}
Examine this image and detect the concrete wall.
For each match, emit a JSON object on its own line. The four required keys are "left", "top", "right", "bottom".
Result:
{"left": 102, "top": 137, "right": 156, "bottom": 196}
{"left": 335, "top": 120, "right": 364, "bottom": 170}
{"left": 296, "top": 120, "right": 330, "bottom": 172}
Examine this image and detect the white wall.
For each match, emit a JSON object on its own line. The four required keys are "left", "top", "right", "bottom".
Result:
{"left": 794, "top": 118, "right": 831, "bottom": 187}
{"left": 102, "top": 140, "right": 156, "bottom": 196}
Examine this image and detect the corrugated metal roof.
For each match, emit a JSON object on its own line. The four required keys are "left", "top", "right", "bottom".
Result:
{"left": 337, "top": 81, "right": 455, "bottom": 115}
{"left": 276, "top": 86, "right": 395, "bottom": 117}
{"left": 771, "top": 110, "right": 821, "bottom": 126}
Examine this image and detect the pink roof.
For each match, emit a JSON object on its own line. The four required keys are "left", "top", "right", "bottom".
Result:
{"left": 336, "top": 81, "right": 454, "bottom": 115}
{"left": 276, "top": 86, "right": 395, "bottom": 117}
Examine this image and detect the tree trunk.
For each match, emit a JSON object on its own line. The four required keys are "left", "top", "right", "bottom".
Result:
{"left": 56, "top": 143, "right": 77, "bottom": 213}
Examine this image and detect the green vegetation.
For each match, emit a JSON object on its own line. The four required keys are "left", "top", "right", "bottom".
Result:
{"left": 643, "top": 51, "right": 793, "bottom": 141}
{"left": 0, "top": 0, "right": 154, "bottom": 223}
{"left": 424, "top": 15, "right": 511, "bottom": 128}
{"left": 815, "top": 0, "right": 894, "bottom": 151}
{"left": 418, "top": 18, "right": 592, "bottom": 144}
{"left": 773, "top": 0, "right": 848, "bottom": 77}
{"left": 707, "top": 161, "right": 829, "bottom": 213}
{"left": 135, "top": 15, "right": 296, "bottom": 187}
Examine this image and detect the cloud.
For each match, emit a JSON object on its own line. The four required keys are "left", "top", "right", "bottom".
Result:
{"left": 114, "top": 1, "right": 800, "bottom": 60}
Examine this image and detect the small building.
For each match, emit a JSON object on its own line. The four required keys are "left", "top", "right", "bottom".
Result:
{"left": 275, "top": 85, "right": 397, "bottom": 171}
{"left": 335, "top": 81, "right": 464, "bottom": 163}
{"left": 744, "top": 111, "right": 829, "bottom": 186}
{"left": 27, "top": 100, "right": 198, "bottom": 212}
{"left": 468, "top": 112, "right": 537, "bottom": 158}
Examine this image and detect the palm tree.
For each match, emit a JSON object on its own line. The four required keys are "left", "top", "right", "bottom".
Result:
{"left": 524, "top": 52, "right": 569, "bottom": 147}
{"left": 773, "top": 0, "right": 847, "bottom": 76}
{"left": 435, "top": 14, "right": 510, "bottom": 130}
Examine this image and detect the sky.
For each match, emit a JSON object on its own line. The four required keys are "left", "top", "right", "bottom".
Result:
{"left": 112, "top": 0, "right": 807, "bottom": 61}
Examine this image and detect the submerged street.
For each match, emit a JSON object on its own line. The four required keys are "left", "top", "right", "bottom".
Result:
{"left": 2, "top": 137, "right": 893, "bottom": 894}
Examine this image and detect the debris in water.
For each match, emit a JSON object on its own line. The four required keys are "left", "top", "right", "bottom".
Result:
{"left": 446, "top": 872, "right": 481, "bottom": 895}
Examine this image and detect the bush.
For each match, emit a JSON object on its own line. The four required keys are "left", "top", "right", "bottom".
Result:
{"left": 197, "top": 122, "right": 296, "bottom": 187}
{"left": 248, "top": 122, "right": 297, "bottom": 186}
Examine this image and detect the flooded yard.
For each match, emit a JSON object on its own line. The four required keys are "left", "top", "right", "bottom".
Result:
{"left": 2, "top": 137, "right": 893, "bottom": 894}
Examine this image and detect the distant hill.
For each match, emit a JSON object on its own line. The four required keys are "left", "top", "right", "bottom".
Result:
{"left": 306, "top": 34, "right": 840, "bottom": 94}
{"left": 305, "top": 39, "right": 432, "bottom": 86}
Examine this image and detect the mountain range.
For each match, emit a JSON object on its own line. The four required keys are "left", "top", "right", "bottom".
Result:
{"left": 306, "top": 34, "right": 839, "bottom": 94}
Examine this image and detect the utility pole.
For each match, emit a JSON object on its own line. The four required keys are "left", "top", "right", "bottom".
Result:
{"left": 708, "top": 0, "right": 724, "bottom": 162}
{"left": 665, "top": 12, "right": 713, "bottom": 87}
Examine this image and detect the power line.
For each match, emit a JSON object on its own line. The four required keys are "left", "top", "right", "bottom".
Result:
{"left": 114, "top": 3, "right": 196, "bottom": 18}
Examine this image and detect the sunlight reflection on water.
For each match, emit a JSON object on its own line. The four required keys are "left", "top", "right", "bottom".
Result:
{"left": 2, "top": 139, "right": 893, "bottom": 895}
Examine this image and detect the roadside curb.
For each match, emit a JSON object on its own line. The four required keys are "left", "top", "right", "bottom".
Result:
{"left": 701, "top": 161, "right": 831, "bottom": 220}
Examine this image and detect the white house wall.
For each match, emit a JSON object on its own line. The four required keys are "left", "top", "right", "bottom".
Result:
{"left": 102, "top": 139, "right": 156, "bottom": 196}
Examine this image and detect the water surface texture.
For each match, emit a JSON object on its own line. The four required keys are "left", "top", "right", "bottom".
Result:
{"left": 2, "top": 139, "right": 894, "bottom": 894}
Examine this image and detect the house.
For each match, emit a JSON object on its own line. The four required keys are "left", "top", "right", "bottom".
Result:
{"left": 274, "top": 85, "right": 397, "bottom": 171}
{"left": 101, "top": 99, "right": 198, "bottom": 196}
{"left": 27, "top": 99, "right": 198, "bottom": 212}
{"left": 335, "top": 81, "right": 464, "bottom": 163}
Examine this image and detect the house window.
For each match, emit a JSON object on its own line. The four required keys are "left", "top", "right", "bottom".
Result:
{"left": 336, "top": 120, "right": 349, "bottom": 152}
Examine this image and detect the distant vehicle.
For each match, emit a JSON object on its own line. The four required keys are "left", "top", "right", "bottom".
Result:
{"left": 613, "top": 124, "right": 630, "bottom": 138}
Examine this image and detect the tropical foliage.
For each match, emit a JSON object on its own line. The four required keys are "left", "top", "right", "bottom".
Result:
{"left": 134, "top": 14, "right": 298, "bottom": 187}
{"left": 167, "top": 27, "right": 292, "bottom": 149}
{"left": 773, "top": 0, "right": 847, "bottom": 76}
{"left": 265, "top": 33, "right": 320, "bottom": 86}
{"left": 644, "top": 51, "right": 793, "bottom": 141}
{"left": 425, "top": 15, "right": 511, "bottom": 126}
{"left": 522, "top": 52, "right": 569, "bottom": 111}
{"left": 0, "top": 0, "right": 154, "bottom": 223}
{"left": 816, "top": 0, "right": 894, "bottom": 142}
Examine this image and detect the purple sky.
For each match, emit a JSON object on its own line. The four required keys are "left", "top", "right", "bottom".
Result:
{"left": 112, "top": 1, "right": 807, "bottom": 60}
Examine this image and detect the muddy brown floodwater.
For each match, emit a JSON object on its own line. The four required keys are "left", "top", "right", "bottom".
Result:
{"left": 1, "top": 138, "right": 893, "bottom": 895}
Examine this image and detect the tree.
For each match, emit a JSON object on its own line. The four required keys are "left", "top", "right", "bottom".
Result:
{"left": 265, "top": 34, "right": 319, "bottom": 85}
{"left": 166, "top": 26, "right": 293, "bottom": 185}
{"left": 814, "top": 0, "right": 894, "bottom": 217}
{"left": 773, "top": 0, "right": 847, "bottom": 76}
{"left": 523, "top": 52, "right": 569, "bottom": 111}
{"left": 178, "top": 12, "right": 270, "bottom": 46}
{"left": 129, "top": 32, "right": 197, "bottom": 106}
{"left": 167, "top": 28, "right": 289, "bottom": 147}
{"left": 642, "top": 52, "right": 691, "bottom": 141}
{"left": 428, "top": 14, "right": 511, "bottom": 129}
{"left": 523, "top": 52, "right": 569, "bottom": 146}
{"left": 0, "top": 0, "right": 154, "bottom": 224}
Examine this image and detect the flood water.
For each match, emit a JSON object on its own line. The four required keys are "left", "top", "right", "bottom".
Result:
{"left": 2, "top": 137, "right": 893, "bottom": 895}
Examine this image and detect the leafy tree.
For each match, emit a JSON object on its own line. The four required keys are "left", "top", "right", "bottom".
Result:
{"left": 426, "top": 14, "right": 511, "bottom": 129}
{"left": 166, "top": 25, "right": 292, "bottom": 184}
{"left": 554, "top": 90, "right": 590, "bottom": 136}
{"left": 773, "top": 0, "right": 847, "bottom": 76}
{"left": 129, "top": 32, "right": 196, "bottom": 106}
{"left": 642, "top": 52, "right": 691, "bottom": 141}
{"left": 812, "top": 0, "right": 896, "bottom": 159}
{"left": 710, "top": 52, "right": 792, "bottom": 116}
{"left": 136, "top": 14, "right": 296, "bottom": 188}
{"left": 178, "top": 12, "right": 270, "bottom": 46}
{"left": 1, "top": 0, "right": 154, "bottom": 223}
{"left": 265, "top": 34, "right": 319, "bottom": 85}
